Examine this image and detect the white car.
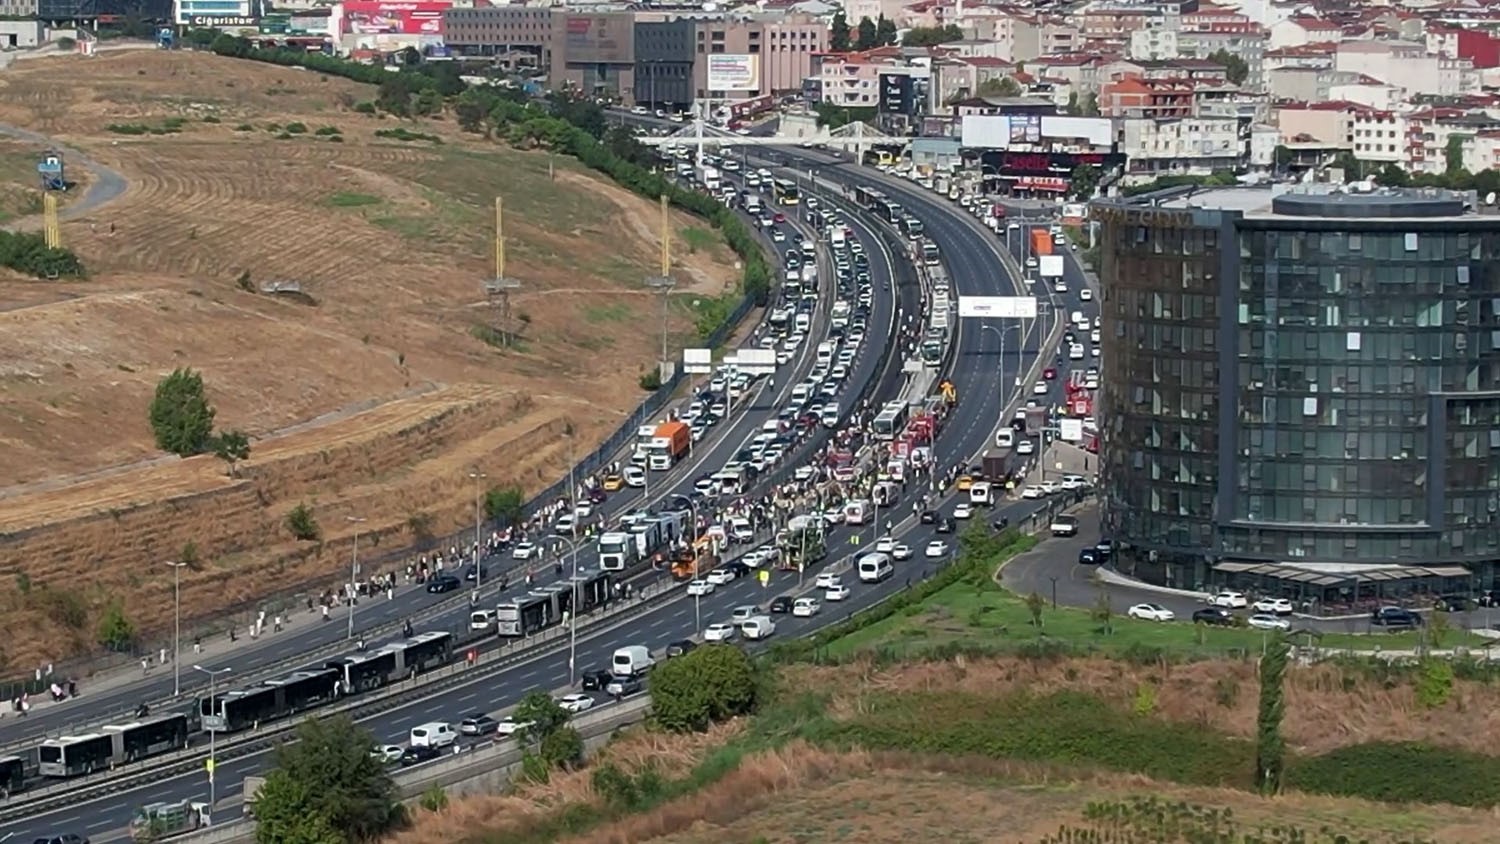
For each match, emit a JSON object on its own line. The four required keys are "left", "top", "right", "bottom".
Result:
{"left": 953, "top": 503, "right": 973, "bottom": 519}
{"left": 1253, "top": 597, "right": 1295, "bottom": 616}
{"left": 703, "top": 622, "right": 738, "bottom": 642}
{"left": 495, "top": 716, "right": 535, "bottom": 736}
{"left": 1032, "top": 380, "right": 1048, "bottom": 396}
{"left": 1038, "top": 480, "right": 1060, "bottom": 496}
{"left": 875, "top": 535, "right": 896, "bottom": 553}
{"left": 1080, "top": 288, "right": 1093, "bottom": 302}
{"left": 686, "top": 579, "right": 716, "bottom": 596}
{"left": 1059, "top": 474, "right": 1087, "bottom": 492}
{"left": 891, "top": 543, "right": 914, "bottom": 561}
{"left": 1016, "top": 439, "right": 1036, "bottom": 456}
{"left": 1249, "top": 613, "right": 1291, "bottom": 631}
{"left": 1211, "top": 591, "right": 1249, "bottom": 609}
{"left": 1020, "top": 485, "right": 1044, "bottom": 499}
{"left": 825, "top": 583, "right": 852, "bottom": 602}
{"left": 574, "top": 502, "right": 593, "bottom": 519}
{"left": 792, "top": 597, "right": 821, "bottom": 617}
{"left": 556, "top": 693, "right": 595, "bottom": 713}
{"left": 1128, "top": 603, "right": 1175, "bottom": 622}
{"left": 925, "top": 540, "right": 949, "bottom": 558}
{"left": 705, "top": 568, "right": 737, "bottom": 585}
{"left": 372, "top": 744, "right": 404, "bottom": 764}
{"left": 554, "top": 514, "right": 576, "bottom": 535}
{"left": 511, "top": 542, "right": 537, "bottom": 561}
{"left": 730, "top": 605, "right": 759, "bottom": 624}
{"left": 815, "top": 571, "right": 842, "bottom": 589}
{"left": 1054, "top": 280, "right": 1067, "bottom": 293}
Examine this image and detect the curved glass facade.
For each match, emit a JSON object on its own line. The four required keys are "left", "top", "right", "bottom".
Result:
{"left": 1094, "top": 188, "right": 1500, "bottom": 592}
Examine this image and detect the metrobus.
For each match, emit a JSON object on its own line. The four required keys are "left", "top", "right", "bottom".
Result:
{"left": 39, "top": 713, "right": 190, "bottom": 777}
{"left": 901, "top": 216, "right": 924, "bottom": 239}
{"left": 872, "top": 400, "right": 910, "bottom": 440}
{"left": 852, "top": 185, "right": 902, "bottom": 223}
{"left": 200, "top": 667, "right": 342, "bottom": 734}
{"left": 496, "top": 571, "right": 614, "bottom": 637}
{"left": 774, "top": 179, "right": 800, "bottom": 206}
{"left": 921, "top": 240, "right": 941, "bottom": 266}
{"left": 0, "top": 754, "right": 22, "bottom": 793}
{"left": 326, "top": 630, "right": 454, "bottom": 694}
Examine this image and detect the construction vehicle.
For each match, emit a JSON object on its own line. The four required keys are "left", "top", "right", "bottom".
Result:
{"left": 130, "top": 799, "right": 211, "bottom": 841}
{"left": 670, "top": 546, "right": 715, "bottom": 580}
{"left": 776, "top": 515, "right": 826, "bottom": 571}
{"left": 647, "top": 421, "right": 691, "bottom": 470}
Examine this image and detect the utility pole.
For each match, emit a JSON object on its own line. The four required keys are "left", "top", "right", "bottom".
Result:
{"left": 482, "top": 197, "right": 523, "bottom": 346}
{"left": 346, "top": 516, "right": 366, "bottom": 639}
{"left": 194, "top": 664, "right": 232, "bottom": 811}
{"left": 164, "top": 561, "right": 187, "bottom": 697}
{"left": 645, "top": 194, "right": 676, "bottom": 385}
{"left": 469, "top": 469, "right": 486, "bottom": 591}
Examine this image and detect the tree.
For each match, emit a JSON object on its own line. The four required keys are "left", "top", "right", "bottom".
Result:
{"left": 1207, "top": 48, "right": 1249, "bottom": 86}
{"left": 285, "top": 502, "right": 321, "bottom": 542}
{"left": 976, "top": 76, "right": 1022, "bottom": 98}
{"left": 830, "top": 9, "right": 852, "bottom": 52}
{"left": 902, "top": 24, "right": 964, "bottom": 47}
{"left": 413, "top": 87, "right": 443, "bottom": 117}
{"left": 1024, "top": 591, "right": 1046, "bottom": 629}
{"left": 97, "top": 600, "right": 136, "bottom": 651}
{"left": 483, "top": 484, "right": 525, "bottom": 524}
{"left": 1255, "top": 633, "right": 1289, "bottom": 795}
{"left": 1070, "top": 163, "right": 1101, "bottom": 200}
{"left": 1447, "top": 134, "right": 1470, "bottom": 174}
{"left": 1080, "top": 92, "right": 1099, "bottom": 116}
{"left": 650, "top": 643, "right": 759, "bottom": 732}
{"left": 513, "top": 689, "right": 570, "bottom": 743}
{"left": 855, "top": 16, "right": 878, "bottom": 50}
{"left": 253, "top": 715, "right": 403, "bottom": 844}
{"left": 875, "top": 14, "right": 899, "bottom": 46}
{"left": 539, "top": 724, "right": 584, "bottom": 769}
{"left": 1091, "top": 589, "right": 1113, "bottom": 635}
{"left": 149, "top": 367, "right": 217, "bottom": 457}
{"left": 213, "top": 429, "right": 251, "bottom": 478}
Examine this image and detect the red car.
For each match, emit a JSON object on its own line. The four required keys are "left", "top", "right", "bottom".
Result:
{"left": 773, "top": 212, "right": 786, "bottom": 223}
{"left": 1043, "top": 367, "right": 1058, "bottom": 380}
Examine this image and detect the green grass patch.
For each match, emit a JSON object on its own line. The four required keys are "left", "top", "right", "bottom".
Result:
{"left": 678, "top": 225, "right": 718, "bottom": 254}
{"left": 582, "top": 302, "right": 632, "bottom": 324}
{"left": 374, "top": 127, "right": 442, "bottom": 144}
{"left": 325, "top": 192, "right": 382, "bottom": 209}
{"left": 369, "top": 214, "right": 434, "bottom": 240}
{"left": 105, "top": 117, "right": 187, "bottom": 136}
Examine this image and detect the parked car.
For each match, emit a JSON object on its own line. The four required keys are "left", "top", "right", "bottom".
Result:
{"left": 400, "top": 745, "right": 441, "bottom": 767}
{"left": 1252, "top": 597, "right": 1295, "bottom": 616}
{"left": 1370, "top": 606, "right": 1423, "bottom": 628}
{"left": 1209, "top": 591, "right": 1248, "bottom": 609}
{"left": 1192, "top": 607, "right": 1235, "bottom": 627}
{"left": 556, "top": 693, "right": 596, "bottom": 713}
{"left": 580, "top": 669, "right": 614, "bottom": 691}
{"left": 1433, "top": 594, "right": 1471, "bottom": 612}
{"left": 459, "top": 714, "right": 499, "bottom": 736}
{"left": 1248, "top": 613, "right": 1291, "bottom": 631}
{"left": 1127, "top": 603, "right": 1174, "bottom": 622}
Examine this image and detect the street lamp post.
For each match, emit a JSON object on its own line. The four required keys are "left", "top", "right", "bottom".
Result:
{"left": 981, "top": 323, "right": 1022, "bottom": 401}
{"left": 346, "top": 517, "right": 366, "bottom": 640}
{"left": 469, "top": 470, "right": 486, "bottom": 591}
{"left": 193, "top": 664, "right": 232, "bottom": 810}
{"left": 164, "top": 561, "right": 187, "bottom": 697}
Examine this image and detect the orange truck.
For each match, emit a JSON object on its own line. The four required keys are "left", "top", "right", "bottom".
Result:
{"left": 647, "top": 421, "right": 691, "bottom": 470}
{"left": 1030, "top": 228, "right": 1053, "bottom": 257}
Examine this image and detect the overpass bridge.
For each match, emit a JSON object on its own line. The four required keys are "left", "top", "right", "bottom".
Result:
{"left": 635, "top": 112, "right": 910, "bottom": 166}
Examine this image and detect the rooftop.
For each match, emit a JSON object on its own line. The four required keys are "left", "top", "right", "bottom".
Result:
{"left": 1133, "top": 184, "right": 1479, "bottom": 220}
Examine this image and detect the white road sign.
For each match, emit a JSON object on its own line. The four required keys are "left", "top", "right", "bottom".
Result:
{"left": 957, "top": 296, "right": 1038, "bottom": 319}
{"left": 737, "top": 347, "right": 777, "bottom": 374}
{"left": 683, "top": 348, "right": 712, "bottom": 375}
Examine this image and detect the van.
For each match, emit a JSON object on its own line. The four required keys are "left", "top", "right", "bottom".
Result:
{"left": 795, "top": 312, "right": 812, "bottom": 333}
{"left": 815, "top": 341, "right": 835, "bottom": 366}
{"left": 623, "top": 465, "right": 646, "bottom": 488}
{"left": 857, "top": 553, "right": 894, "bottom": 583}
{"left": 410, "top": 722, "right": 456, "bottom": 748}
{"left": 741, "top": 616, "right": 777, "bottom": 640}
{"left": 995, "top": 428, "right": 1014, "bottom": 449}
{"left": 969, "top": 481, "right": 993, "bottom": 506}
{"left": 843, "top": 499, "right": 872, "bottom": 525}
{"left": 469, "top": 609, "right": 496, "bottom": 632}
{"left": 801, "top": 240, "right": 817, "bottom": 259}
{"left": 612, "top": 645, "right": 655, "bottom": 678}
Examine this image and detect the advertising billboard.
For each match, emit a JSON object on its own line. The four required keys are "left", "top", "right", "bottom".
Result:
{"left": 879, "top": 73, "right": 914, "bottom": 115}
{"left": 957, "top": 296, "right": 1038, "bottom": 319}
{"left": 682, "top": 348, "right": 712, "bottom": 375}
{"left": 961, "top": 115, "right": 1008, "bottom": 149}
{"left": 340, "top": 1, "right": 450, "bottom": 36}
{"left": 1009, "top": 114, "right": 1041, "bottom": 145}
{"left": 176, "top": 0, "right": 256, "bottom": 25}
{"left": 707, "top": 54, "right": 758, "bottom": 92}
{"left": 562, "top": 13, "right": 634, "bottom": 64}
{"left": 1040, "top": 115, "right": 1113, "bottom": 146}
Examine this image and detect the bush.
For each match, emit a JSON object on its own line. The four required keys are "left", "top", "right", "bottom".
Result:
{"left": 651, "top": 643, "right": 759, "bottom": 732}
{"left": 638, "top": 368, "right": 662, "bottom": 392}
{"left": 1287, "top": 741, "right": 1500, "bottom": 807}
{"left": 285, "top": 502, "right": 320, "bottom": 541}
{"left": 483, "top": 485, "right": 524, "bottom": 524}
{"left": 0, "top": 230, "right": 84, "bottom": 278}
{"left": 149, "top": 367, "right": 217, "bottom": 456}
{"left": 284, "top": 121, "right": 308, "bottom": 134}
{"left": 97, "top": 600, "right": 136, "bottom": 651}
{"left": 374, "top": 127, "right": 441, "bottom": 144}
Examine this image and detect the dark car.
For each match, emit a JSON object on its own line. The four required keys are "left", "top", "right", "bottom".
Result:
{"left": 769, "top": 595, "right": 794, "bottom": 614}
{"left": 935, "top": 517, "right": 955, "bottom": 534}
{"left": 460, "top": 713, "right": 499, "bottom": 736}
{"left": 1433, "top": 594, "right": 1471, "bottom": 612}
{"left": 605, "top": 675, "right": 643, "bottom": 697}
{"left": 426, "top": 575, "right": 461, "bottom": 594}
{"left": 400, "top": 745, "right": 441, "bottom": 767}
{"left": 666, "top": 639, "right": 697, "bottom": 658}
{"left": 725, "top": 561, "right": 752, "bottom": 579}
{"left": 1078, "top": 548, "right": 1100, "bottom": 565}
{"left": 464, "top": 564, "right": 488, "bottom": 582}
{"left": 1371, "top": 606, "right": 1423, "bottom": 628}
{"left": 33, "top": 837, "right": 89, "bottom": 844}
{"left": 581, "top": 668, "right": 614, "bottom": 690}
{"left": 919, "top": 510, "right": 938, "bottom": 525}
{"left": 1094, "top": 539, "right": 1114, "bottom": 559}
{"left": 1192, "top": 607, "right": 1235, "bottom": 627}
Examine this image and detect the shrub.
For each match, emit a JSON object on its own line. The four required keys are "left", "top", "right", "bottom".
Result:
{"left": 285, "top": 502, "right": 320, "bottom": 541}
{"left": 149, "top": 367, "right": 216, "bottom": 456}
{"left": 1287, "top": 741, "right": 1500, "bottom": 807}
{"left": 651, "top": 644, "right": 759, "bottom": 732}
{"left": 284, "top": 121, "right": 308, "bottom": 134}
{"left": 97, "top": 600, "right": 136, "bottom": 651}
{"left": 0, "top": 230, "right": 84, "bottom": 278}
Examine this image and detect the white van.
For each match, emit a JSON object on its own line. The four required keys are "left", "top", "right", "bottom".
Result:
{"left": 795, "top": 312, "right": 812, "bottom": 333}
{"left": 1069, "top": 343, "right": 1085, "bottom": 361}
{"left": 612, "top": 645, "right": 655, "bottom": 678}
{"left": 857, "top": 553, "right": 894, "bottom": 583}
{"left": 410, "top": 722, "right": 456, "bottom": 748}
{"left": 830, "top": 301, "right": 851, "bottom": 329}
{"left": 843, "top": 499, "right": 872, "bottom": 525}
{"left": 969, "top": 481, "right": 993, "bottom": 506}
{"left": 623, "top": 465, "right": 646, "bottom": 488}
{"left": 995, "top": 429, "right": 1014, "bottom": 449}
{"left": 741, "top": 616, "right": 776, "bottom": 640}
{"left": 469, "top": 609, "right": 496, "bottom": 632}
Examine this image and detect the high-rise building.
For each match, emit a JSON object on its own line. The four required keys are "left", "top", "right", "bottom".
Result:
{"left": 1093, "top": 185, "right": 1500, "bottom": 599}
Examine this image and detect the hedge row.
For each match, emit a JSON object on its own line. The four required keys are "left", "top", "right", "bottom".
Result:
{"left": 0, "top": 230, "right": 84, "bottom": 279}
{"left": 1287, "top": 741, "right": 1500, "bottom": 807}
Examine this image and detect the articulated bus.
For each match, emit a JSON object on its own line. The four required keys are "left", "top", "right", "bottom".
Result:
{"left": 200, "top": 668, "right": 342, "bottom": 734}
{"left": 39, "top": 713, "right": 190, "bottom": 778}
{"left": 851, "top": 185, "right": 902, "bottom": 224}
{"left": 326, "top": 631, "right": 454, "bottom": 694}
{"left": 496, "top": 570, "right": 615, "bottom": 637}
{"left": 872, "top": 400, "right": 910, "bottom": 440}
{"left": 774, "top": 179, "right": 800, "bottom": 206}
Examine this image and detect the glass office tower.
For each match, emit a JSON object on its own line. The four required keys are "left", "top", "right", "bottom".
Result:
{"left": 1093, "top": 186, "right": 1500, "bottom": 593}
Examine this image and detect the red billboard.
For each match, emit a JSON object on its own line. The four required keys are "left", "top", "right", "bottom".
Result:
{"left": 340, "top": 1, "right": 450, "bottom": 36}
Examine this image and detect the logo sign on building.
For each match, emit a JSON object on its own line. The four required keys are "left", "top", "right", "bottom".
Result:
{"left": 188, "top": 14, "right": 258, "bottom": 26}
{"left": 341, "top": 1, "right": 450, "bottom": 37}
{"left": 735, "top": 347, "right": 777, "bottom": 375}
{"left": 1039, "top": 255, "right": 1065, "bottom": 278}
{"left": 682, "top": 348, "right": 713, "bottom": 375}
{"left": 707, "top": 54, "right": 758, "bottom": 92}
{"left": 957, "top": 296, "right": 1038, "bottom": 319}
{"left": 564, "top": 14, "right": 633, "bottom": 63}
{"left": 1059, "top": 417, "right": 1084, "bottom": 443}
{"left": 878, "top": 73, "right": 914, "bottom": 115}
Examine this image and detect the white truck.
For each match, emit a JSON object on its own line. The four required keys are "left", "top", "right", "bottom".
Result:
{"left": 697, "top": 164, "right": 720, "bottom": 191}
{"left": 744, "top": 193, "right": 763, "bottom": 215}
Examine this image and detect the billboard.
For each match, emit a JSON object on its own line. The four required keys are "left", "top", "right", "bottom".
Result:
{"left": 562, "top": 13, "right": 634, "bottom": 64}
{"left": 1040, "top": 115, "right": 1113, "bottom": 146}
{"left": 957, "top": 296, "right": 1038, "bottom": 319}
{"left": 1039, "top": 255, "right": 1065, "bottom": 278}
{"left": 879, "top": 73, "right": 914, "bottom": 115}
{"left": 340, "top": 1, "right": 449, "bottom": 36}
{"left": 735, "top": 347, "right": 777, "bottom": 374}
{"left": 1059, "top": 418, "right": 1084, "bottom": 443}
{"left": 960, "top": 115, "right": 1008, "bottom": 149}
{"left": 682, "top": 348, "right": 712, "bottom": 375}
{"left": 1009, "top": 114, "right": 1041, "bottom": 145}
{"left": 707, "top": 54, "right": 758, "bottom": 92}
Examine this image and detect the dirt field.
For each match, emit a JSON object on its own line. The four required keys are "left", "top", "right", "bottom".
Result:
{"left": 0, "top": 50, "right": 742, "bottom": 668}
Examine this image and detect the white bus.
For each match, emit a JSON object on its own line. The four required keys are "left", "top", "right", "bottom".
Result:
{"left": 872, "top": 400, "right": 908, "bottom": 440}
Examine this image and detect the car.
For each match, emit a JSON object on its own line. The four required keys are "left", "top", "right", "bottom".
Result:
{"left": 730, "top": 605, "right": 759, "bottom": 624}
{"left": 1038, "top": 480, "right": 1060, "bottom": 496}
{"left": 1016, "top": 438, "right": 1036, "bottom": 456}
{"left": 935, "top": 516, "right": 955, "bottom": 534}
{"left": 1433, "top": 594, "right": 1471, "bottom": 612}
{"left": 704, "top": 622, "right": 738, "bottom": 642}
{"left": 401, "top": 744, "right": 441, "bottom": 767}
{"left": 825, "top": 583, "right": 852, "bottom": 601}
{"left": 580, "top": 668, "right": 614, "bottom": 690}
{"left": 1192, "top": 607, "right": 1235, "bottom": 626}
{"left": 1059, "top": 474, "right": 1087, "bottom": 492}
{"left": 557, "top": 693, "right": 595, "bottom": 713}
{"left": 1049, "top": 515, "right": 1079, "bottom": 537}
{"left": 1025, "top": 255, "right": 1038, "bottom": 268}
{"left": 1077, "top": 548, "right": 1101, "bottom": 565}
{"left": 372, "top": 744, "right": 404, "bottom": 764}
{"left": 605, "top": 675, "right": 643, "bottom": 697}
{"left": 460, "top": 713, "right": 499, "bottom": 736}
{"left": 1032, "top": 380, "right": 1049, "bottom": 396}
{"left": 511, "top": 541, "right": 538, "bottom": 561}
{"left": 1020, "top": 485, "right": 1045, "bottom": 500}
{"left": 601, "top": 474, "right": 623, "bottom": 491}
{"left": 686, "top": 579, "right": 716, "bottom": 596}
{"left": 1371, "top": 606, "right": 1423, "bottom": 628}
{"left": 426, "top": 574, "right": 461, "bottom": 594}
{"left": 495, "top": 716, "right": 536, "bottom": 736}
{"left": 1043, "top": 367, "right": 1057, "bottom": 380}
{"left": 919, "top": 510, "right": 938, "bottom": 524}
{"left": 891, "top": 543, "right": 914, "bottom": 561}
{"left": 769, "top": 595, "right": 794, "bottom": 614}
{"left": 953, "top": 503, "right": 973, "bottom": 519}
{"left": 792, "top": 597, "right": 821, "bottom": 617}
{"left": 666, "top": 639, "right": 697, "bottom": 658}
{"left": 924, "top": 540, "right": 950, "bottom": 558}
{"left": 1210, "top": 591, "right": 1248, "bottom": 609}
{"left": 1080, "top": 287, "right": 1094, "bottom": 302}
{"left": 1127, "top": 603, "right": 1174, "bottom": 622}
{"left": 32, "top": 838, "right": 88, "bottom": 844}
{"left": 815, "top": 571, "right": 842, "bottom": 589}
{"left": 1248, "top": 613, "right": 1291, "bottom": 631}
{"left": 1252, "top": 597, "right": 1295, "bottom": 616}
{"left": 1054, "top": 280, "right": 1067, "bottom": 293}
{"left": 554, "top": 514, "right": 576, "bottom": 535}
{"left": 705, "top": 568, "right": 737, "bottom": 585}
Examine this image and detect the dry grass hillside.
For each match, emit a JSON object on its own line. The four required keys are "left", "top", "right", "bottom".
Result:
{"left": 0, "top": 50, "right": 743, "bottom": 668}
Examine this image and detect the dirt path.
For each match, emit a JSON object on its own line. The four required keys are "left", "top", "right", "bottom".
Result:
{"left": 0, "top": 121, "right": 128, "bottom": 219}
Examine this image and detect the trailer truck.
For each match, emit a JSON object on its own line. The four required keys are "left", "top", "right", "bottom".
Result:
{"left": 697, "top": 164, "right": 721, "bottom": 191}
{"left": 1030, "top": 228, "right": 1053, "bottom": 256}
{"left": 647, "top": 421, "right": 691, "bottom": 470}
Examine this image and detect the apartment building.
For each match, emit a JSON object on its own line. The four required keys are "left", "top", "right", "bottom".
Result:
{"left": 636, "top": 19, "right": 696, "bottom": 108}
{"left": 1335, "top": 39, "right": 1473, "bottom": 98}
{"left": 1121, "top": 116, "right": 1241, "bottom": 178}
{"left": 812, "top": 47, "right": 916, "bottom": 108}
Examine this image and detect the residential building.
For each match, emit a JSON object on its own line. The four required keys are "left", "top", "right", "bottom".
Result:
{"left": 1267, "top": 15, "right": 1343, "bottom": 50}
{"left": 1099, "top": 77, "right": 1195, "bottom": 120}
{"left": 1274, "top": 100, "right": 1359, "bottom": 148}
{"left": 812, "top": 47, "right": 914, "bottom": 109}
{"left": 1092, "top": 185, "right": 1500, "bottom": 594}
{"left": 1335, "top": 40, "right": 1472, "bottom": 99}
{"left": 1120, "top": 116, "right": 1241, "bottom": 178}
